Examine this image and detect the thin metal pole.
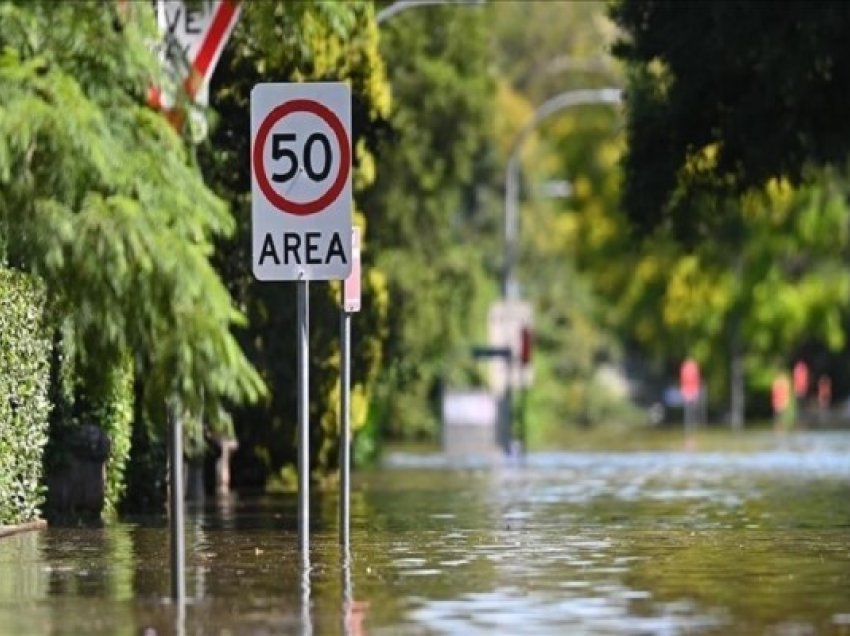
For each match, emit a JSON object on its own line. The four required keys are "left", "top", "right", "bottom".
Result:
{"left": 297, "top": 280, "right": 310, "bottom": 556}
{"left": 168, "top": 399, "right": 185, "bottom": 603}
{"left": 339, "top": 297, "right": 351, "bottom": 546}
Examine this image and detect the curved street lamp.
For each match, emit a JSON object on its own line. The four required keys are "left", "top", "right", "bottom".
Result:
{"left": 503, "top": 87, "right": 622, "bottom": 299}
{"left": 376, "top": 0, "right": 485, "bottom": 25}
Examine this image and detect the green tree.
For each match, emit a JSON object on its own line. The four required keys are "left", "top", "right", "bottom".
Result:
{"left": 611, "top": 1, "right": 850, "bottom": 240}
{"left": 643, "top": 176, "right": 850, "bottom": 422}
{"left": 612, "top": 1, "right": 850, "bottom": 423}
{"left": 0, "top": 1, "right": 263, "bottom": 511}
{"left": 491, "top": 1, "right": 640, "bottom": 431}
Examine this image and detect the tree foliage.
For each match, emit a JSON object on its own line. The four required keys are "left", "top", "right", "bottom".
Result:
{"left": 490, "top": 1, "right": 642, "bottom": 429}
{"left": 360, "top": 3, "right": 498, "bottom": 438}
{"left": 611, "top": 1, "right": 850, "bottom": 418}
{"left": 612, "top": 1, "right": 850, "bottom": 240}
{"left": 0, "top": 1, "right": 263, "bottom": 425}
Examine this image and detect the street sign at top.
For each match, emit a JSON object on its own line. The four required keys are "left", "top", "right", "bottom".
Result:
{"left": 251, "top": 83, "right": 353, "bottom": 281}
{"left": 152, "top": 0, "right": 241, "bottom": 108}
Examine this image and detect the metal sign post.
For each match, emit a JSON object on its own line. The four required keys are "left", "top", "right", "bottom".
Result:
{"left": 339, "top": 227, "right": 361, "bottom": 546}
{"left": 297, "top": 281, "right": 310, "bottom": 555}
{"left": 251, "top": 82, "right": 353, "bottom": 559}
{"left": 168, "top": 400, "right": 185, "bottom": 603}
{"left": 486, "top": 301, "right": 533, "bottom": 453}
{"left": 153, "top": 1, "right": 239, "bottom": 609}
{"left": 339, "top": 302, "right": 351, "bottom": 547}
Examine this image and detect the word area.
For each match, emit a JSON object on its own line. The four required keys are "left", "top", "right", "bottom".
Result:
{"left": 258, "top": 231, "right": 347, "bottom": 266}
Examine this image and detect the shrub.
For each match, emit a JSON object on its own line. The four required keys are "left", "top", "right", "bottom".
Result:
{"left": 42, "top": 330, "right": 134, "bottom": 521}
{"left": 98, "top": 357, "right": 134, "bottom": 517}
{"left": 0, "top": 268, "right": 51, "bottom": 525}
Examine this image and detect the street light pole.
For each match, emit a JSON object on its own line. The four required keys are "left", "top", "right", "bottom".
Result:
{"left": 502, "top": 87, "right": 622, "bottom": 299}
{"left": 376, "top": 0, "right": 485, "bottom": 25}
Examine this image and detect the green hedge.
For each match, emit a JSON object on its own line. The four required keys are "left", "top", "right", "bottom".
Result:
{"left": 98, "top": 356, "right": 134, "bottom": 517}
{"left": 0, "top": 268, "right": 51, "bottom": 525}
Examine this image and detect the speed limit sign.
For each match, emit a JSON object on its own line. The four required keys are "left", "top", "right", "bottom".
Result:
{"left": 251, "top": 82, "right": 352, "bottom": 281}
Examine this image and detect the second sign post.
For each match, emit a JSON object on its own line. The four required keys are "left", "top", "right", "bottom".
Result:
{"left": 251, "top": 82, "right": 353, "bottom": 555}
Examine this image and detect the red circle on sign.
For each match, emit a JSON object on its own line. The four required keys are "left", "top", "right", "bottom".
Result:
{"left": 252, "top": 98, "right": 351, "bottom": 216}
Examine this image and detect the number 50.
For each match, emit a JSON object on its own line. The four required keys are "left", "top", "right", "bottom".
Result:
{"left": 271, "top": 132, "right": 332, "bottom": 183}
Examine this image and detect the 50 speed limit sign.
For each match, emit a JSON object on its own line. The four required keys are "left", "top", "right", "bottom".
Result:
{"left": 251, "top": 82, "right": 352, "bottom": 281}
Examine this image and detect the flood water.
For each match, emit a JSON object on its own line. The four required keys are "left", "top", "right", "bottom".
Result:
{"left": 1, "top": 432, "right": 849, "bottom": 635}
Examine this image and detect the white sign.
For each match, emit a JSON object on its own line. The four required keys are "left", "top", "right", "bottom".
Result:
{"left": 152, "top": 0, "right": 241, "bottom": 107}
{"left": 442, "top": 390, "right": 498, "bottom": 428}
{"left": 487, "top": 300, "right": 533, "bottom": 392}
{"left": 251, "top": 83, "right": 353, "bottom": 281}
{"left": 344, "top": 227, "right": 361, "bottom": 312}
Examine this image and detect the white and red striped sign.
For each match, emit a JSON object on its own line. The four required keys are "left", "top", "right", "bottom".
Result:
{"left": 344, "top": 227, "right": 362, "bottom": 312}
{"left": 150, "top": 0, "right": 241, "bottom": 109}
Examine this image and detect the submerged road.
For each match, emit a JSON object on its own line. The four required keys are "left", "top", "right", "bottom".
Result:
{"left": 1, "top": 431, "right": 849, "bottom": 634}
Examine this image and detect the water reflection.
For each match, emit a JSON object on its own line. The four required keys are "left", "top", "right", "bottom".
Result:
{"left": 301, "top": 551, "right": 312, "bottom": 636}
{"left": 341, "top": 547, "right": 352, "bottom": 635}
{"left": 0, "top": 433, "right": 848, "bottom": 634}
{"left": 340, "top": 546, "right": 370, "bottom": 636}
{"left": 173, "top": 597, "right": 186, "bottom": 636}
{"left": 0, "top": 530, "right": 44, "bottom": 601}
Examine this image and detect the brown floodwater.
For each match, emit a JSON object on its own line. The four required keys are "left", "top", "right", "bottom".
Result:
{"left": 1, "top": 432, "right": 849, "bottom": 634}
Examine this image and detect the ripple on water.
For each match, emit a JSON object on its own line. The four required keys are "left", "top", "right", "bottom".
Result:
{"left": 409, "top": 586, "right": 729, "bottom": 635}
{"left": 1, "top": 436, "right": 848, "bottom": 634}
